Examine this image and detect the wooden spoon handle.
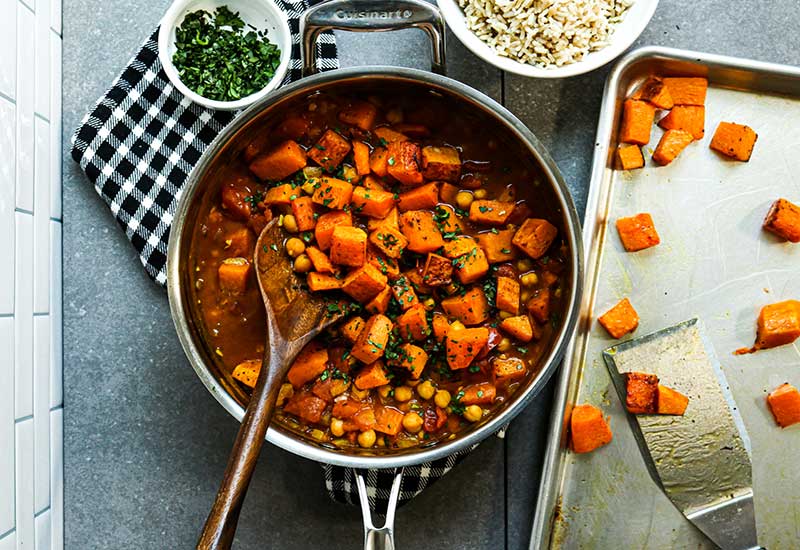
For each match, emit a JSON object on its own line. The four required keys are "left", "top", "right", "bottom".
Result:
{"left": 197, "top": 346, "right": 286, "bottom": 550}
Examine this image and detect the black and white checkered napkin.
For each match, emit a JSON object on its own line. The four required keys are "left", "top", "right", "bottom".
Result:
{"left": 70, "top": 0, "right": 479, "bottom": 509}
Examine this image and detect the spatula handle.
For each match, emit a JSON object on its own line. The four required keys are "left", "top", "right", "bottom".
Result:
{"left": 196, "top": 345, "right": 286, "bottom": 550}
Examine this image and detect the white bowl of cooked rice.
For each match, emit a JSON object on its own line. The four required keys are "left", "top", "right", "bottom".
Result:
{"left": 438, "top": 0, "right": 658, "bottom": 78}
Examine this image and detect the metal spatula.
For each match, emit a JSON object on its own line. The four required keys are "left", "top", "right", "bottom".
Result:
{"left": 602, "top": 318, "right": 760, "bottom": 550}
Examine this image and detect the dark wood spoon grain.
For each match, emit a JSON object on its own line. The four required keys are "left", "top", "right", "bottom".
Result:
{"left": 197, "top": 219, "right": 345, "bottom": 550}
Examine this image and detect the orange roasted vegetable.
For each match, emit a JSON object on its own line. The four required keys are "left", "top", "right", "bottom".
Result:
{"left": 341, "top": 263, "right": 388, "bottom": 303}
{"left": 396, "top": 305, "right": 430, "bottom": 341}
{"left": 495, "top": 277, "right": 520, "bottom": 314}
{"left": 354, "top": 361, "right": 390, "bottom": 390}
{"left": 766, "top": 383, "right": 800, "bottom": 428}
{"left": 287, "top": 341, "right": 329, "bottom": 388}
{"left": 306, "top": 272, "right": 343, "bottom": 292}
{"left": 351, "top": 186, "right": 396, "bottom": 219}
{"left": 291, "top": 196, "right": 317, "bottom": 232}
{"left": 369, "top": 225, "right": 408, "bottom": 259}
{"left": 652, "top": 129, "right": 694, "bottom": 166}
{"left": 499, "top": 315, "right": 534, "bottom": 343}
{"left": 232, "top": 359, "right": 261, "bottom": 388}
{"left": 218, "top": 258, "right": 251, "bottom": 293}
{"left": 311, "top": 176, "right": 354, "bottom": 210}
{"left": 248, "top": 140, "right": 307, "bottom": 181}
{"left": 399, "top": 210, "right": 445, "bottom": 253}
{"left": 469, "top": 200, "right": 516, "bottom": 226}
{"left": 422, "top": 146, "right": 461, "bottom": 182}
{"left": 387, "top": 141, "right": 424, "bottom": 187}
{"left": 338, "top": 100, "right": 378, "bottom": 131}
{"left": 397, "top": 182, "right": 439, "bottom": 212}
{"left": 657, "top": 384, "right": 689, "bottom": 415}
{"left": 658, "top": 105, "right": 705, "bottom": 140}
{"left": 598, "top": 298, "right": 639, "bottom": 339}
{"left": 527, "top": 288, "right": 550, "bottom": 324}
{"left": 615, "top": 213, "right": 660, "bottom": 252}
{"left": 422, "top": 253, "right": 453, "bottom": 287}
{"left": 351, "top": 314, "right": 393, "bottom": 364}
{"left": 330, "top": 226, "right": 368, "bottom": 267}
{"left": 390, "top": 343, "right": 428, "bottom": 378}
{"left": 619, "top": 99, "right": 656, "bottom": 145}
{"left": 460, "top": 382, "right": 496, "bottom": 405}
{"left": 315, "top": 210, "right": 352, "bottom": 251}
{"left": 616, "top": 144, "right": 645, "bottom": 170}
{"left": 763, "top": 198, "right": 800, "bottom": 243}
{"left": 735, "top": 300, "right": 800, "bottom": 354}
{"left": 446, "top": 327, "right": 490, "bottom": 370}
{"left": 441, "top": 287, "right": 490, "bottom": 326}
{"left": 625, "top": 372, "right": 659, "bottom": 414}
{"left": 305, "top": 246, "right": 336, "bottom": 274}
{"left": 352, "top": 141, "right": 371, "bottom": 176}
{"left": 632, "top": 76, "right": 674, "bottom": 109}
{"left": 341, "top": 316, "right": 366, "bottom": 343}
{"left": 309, "top": 129, "right": 352, "bottom": 172}
{"left": 570, "top": 404, "right": 613, "bottom": 454}
{"left": 662, "top": 77, "right": 707, "bottom": 106}
{"left": 709, "top": 121, "right": 758, "bottom": 161}
{"left": 512, "top": 218, "right": 558, "bottom": 260}
{"left": 476, "top": 228, "right": 518, "bottom": 264}
{"left": 263, "top": 183, "right": 295, "bottom": 206}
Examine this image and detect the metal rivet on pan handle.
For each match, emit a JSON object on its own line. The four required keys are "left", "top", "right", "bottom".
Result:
{"left": 300, "top": 0, "right": 447, "bottom": 77}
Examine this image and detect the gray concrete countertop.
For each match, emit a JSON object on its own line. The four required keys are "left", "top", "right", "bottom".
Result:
{"left": 62, "top": 2, "right": 799, "bottom": 548}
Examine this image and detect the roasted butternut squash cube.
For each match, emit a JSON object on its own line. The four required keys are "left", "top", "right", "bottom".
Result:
{"left": 391, "top": 343, "right": 428, "bottom": 379}
{"left": 446, "top": 327, "right": 489, "bottom": 370}
{"left": 309, "top": 129, "right": 352, "bottom": 172}
{"left": 422, "top": 253, "right": 453, "bottom": 287}
{"left": 310, "top": 177, "right": 354, "bottom": 210}
{"left": 468, "top": 200, "right": 516, "bottom": 226}
{"left": 341, "top": 316, "right": 366, "bottom": 344}
{"left": 492, "top": 356, "right": 527, "bottom": 385}
{"left": 453, "top": 246, "right": 489, "bottom": 285}
{"left": 441, "top": 287, "right": 490, "bottom": 326}
{"left": 387, "top": 141, "right": 424, "bottom": 187}
{"left": 709, "top": 121, "right": 758, "bottom": 162}
{"left": 767, "top": 383, "right": 800, "bottom": 428}
{"left": 306, "top": 272, "right": 343, "bottom": 292}
{"left": 570, "top": 404, "right": 613, "bottom": 454}
{"left": 330, "top": 226, "right": 368, "bottom": 267}
{"left": 631, "top": 76, "right": 674, "bottom": 109}
{"left": 399, "top": 210, "right": 445, "bottom": 253}
{"left": 354, "top": 361, "right": 390, "bottom": 390}
{"left": 232, "top": 359, "right": 261, "bottom": 388}
{"left": 341, "top": 263, "right": 388, "bottom": 303}
{"left": 513, "top": 218, "right": 558, "bottom": 259}
{"left": 351, "top": 186, "right": 396, "bottom": 219}
{"left": 598, "top": 298, "right": 639, "bottom": 339}
{"left": 615, "top": 213, "right": 660, "bottom": 252}
{"left": 460, "top": 382, "right": 496, "bottom": 405}
{"left": 751, "top": 300, "right": 800, "bottom": 352}
{"left": 499, "top": 315, "right": 534, "bottom": 343}
{"left": 763, "top": 198, "right": 800, "bottom": 243}
{"left": 397, "top": 182, "right": 439, "bottom": 212}
{"left": 391, "top": 276, "right": 419, "bottom": 310}
{"left": 287, "top": 341, "right": 329, "bottom": 388}
{"left": 421, "top": 145, "right": 461, "bottom": 182}
{"left": 616, "top": 144, "right": 645, "bottom": 170}
{"left": 218, "top": 257, "right": 251, "bottom": 293}
{"left": 527, "top": 288, "right": 551, "bottom": 324}
{"left": 364, "top": 285, "right": 392, "bottom": 315}
{"left": 658, "top": 105, "right": 704, "bottom": 140}
{"left": 662, "top": 77, "right": 707, "bottom": 106}
{"left": 305, "top": 246, "right": 336, "bottom": 274}
{"left": 396, "top": 305, "right": 430, "bottom": 341}
{"left": 283, "top": 392, "right": 326, "bottom": 424}
{"left": 619, "top": 99, "right": 656, "bottom": 145}
{"left": 291, "top": 196, "right": 317, "bottom": 232}
{"left": 495, "top": 277, "right": 520, "bottom": 315}
{"left": 263, "top": 183, "right": 296, "bottom": 206}
{"left": 248, "top": 139, "right": 307, "bottom": 181}
{"left": 351, "top": 314, "right": 393, "bottom": 364}
{"left": 657, "top": 384, "right": 689, "bottom": 415}
{"left": 369, "top": 225, "right": 408, "bottom": 259}
{"left": 625, "top": 372, "right": 659, "bottom": 414}
{"left": 652, "top": 129, "right": 694, "bottom": 166}
{"left": 476, "top": 228, "right": 518, "bottom": 264}
{"left": 338, "top": 100, "right": 378, "bottom": 131}
{"left": 225, "top": 227, "right": 254, "bottom": 257}
{"left": 315, "top": 210, "right": 352, "bottom": 251}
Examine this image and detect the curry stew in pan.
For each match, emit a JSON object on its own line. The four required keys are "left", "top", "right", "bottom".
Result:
{"left": 190, "top": 90, "right": 571, "bottom": 450}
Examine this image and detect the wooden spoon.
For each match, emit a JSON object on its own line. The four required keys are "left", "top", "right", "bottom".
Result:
{"left": 197, "top": 219, "right": 346, "bottom": 550}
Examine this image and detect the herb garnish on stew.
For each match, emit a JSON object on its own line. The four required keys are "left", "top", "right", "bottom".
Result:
{"left": 172, "top": 6, "right": 281, "bottom": 102}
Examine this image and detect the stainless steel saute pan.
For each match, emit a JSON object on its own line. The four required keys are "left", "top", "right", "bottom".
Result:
{"left": 167, "top": 1, "right": 583, "bottom": 547}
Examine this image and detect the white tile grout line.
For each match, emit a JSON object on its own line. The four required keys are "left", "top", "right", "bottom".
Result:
{"left": 0, "top": 90, "right": 14, "bottom": 105}
{"left": 33, "top": 112, "right": 49, "bottom": 124}
{"left": 15, "top": 208, "right": 33, "bottom": 216}
{"left": 0, "top": 527, "right": 13, "bottom": 540}
{"left": 34, "top": 506, "right": 49, "bottom": 519}
{"left": 49, "top": 406, "right": 62, "bottom": 413}
{"left": 14, "top": 415, "right": 32, "bottom": 424}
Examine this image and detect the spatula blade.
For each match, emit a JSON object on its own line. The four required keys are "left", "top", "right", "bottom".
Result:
{"left": 603, "top": 318, "right": 759, "bottom": 550}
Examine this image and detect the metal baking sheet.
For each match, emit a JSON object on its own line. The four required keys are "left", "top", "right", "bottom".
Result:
{"left": 530, "top": 46, "right": 800, "bottom": 550}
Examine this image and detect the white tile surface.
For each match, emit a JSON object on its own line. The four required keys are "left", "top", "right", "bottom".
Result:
{"left": 34, "top": 0, "right": 49, "bottom": 119}
{"left": 0, "top": 99, "right": 15, "bottom": 315}
{"left": 32, "top": 316, "right": 49, "bottom": 514}
{"left": 15, "top": 419, "right": 34, "bottom": 550}
{"left": 49, "top": 0, "right": 59, "bottom": 35}
{"left": 33, "top": 117, "right": 49, "bottom": 315}
{"left": 15, "top": 5, "right": 34, "bottom": 212}
{"left": 0, "top": 532, "right": 16, "bottom": 550}
{"left": 0, "top": 318, "right": 14, "bottom": 536}
{"left": 14, "top": 212, "right": 33, "bottom": 420}
{"left": 49, "top": 221, "right": 61, "bottom": 409}
{"left": 49, "top": 33, "right": 61, "bottom": 221}
{"left": 34, "top": 509, "right": 49, "bottom": 550}
{"left": 0, "top": 0, "right": 17, "bottom": 100}
{"left": 49, "top": 408, "right": 62, "bottom": 550}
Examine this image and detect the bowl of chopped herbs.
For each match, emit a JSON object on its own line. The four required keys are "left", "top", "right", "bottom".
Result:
{"left": 158, "top": 0, "right": 290, "bottom": 110}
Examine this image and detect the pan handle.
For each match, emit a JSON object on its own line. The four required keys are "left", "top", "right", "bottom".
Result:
{"left": 301, "top": 0, "right": 446, "bottom": 77}
{"left": 356, "top": 469, "right": 404, "bottom": 550}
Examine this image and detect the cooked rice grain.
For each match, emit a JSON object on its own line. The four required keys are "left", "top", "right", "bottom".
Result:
{"left": 458, "top": 0, "right": 634, "bottom": 68}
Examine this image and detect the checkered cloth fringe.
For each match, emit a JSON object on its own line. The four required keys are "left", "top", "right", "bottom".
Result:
{"left": 70, "top": 0, "right": 480, "bottom": 509}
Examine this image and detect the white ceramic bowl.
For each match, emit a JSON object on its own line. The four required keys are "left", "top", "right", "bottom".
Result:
{"left": 437, "top": 0, "right": 659, "bottom": 78}
{"left": 158, "top": 0, "right": 292, "bottom": 110}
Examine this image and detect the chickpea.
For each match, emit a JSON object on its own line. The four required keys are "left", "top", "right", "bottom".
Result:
{"left": 450, "top": 320, "right": 466, "bottom": 332}
{"left": 402, "top": 412, "right": 423, "bottom": 433}
{"left": 282, "top": 214, "right": 299, "bottom": 233}
{"left": 498, "top": 311, "right": 513, "bottom": 320}
{"left": 464, "top": 405, "right": 483, "bottom": 423}
{"left": 516, "top": 259, "right": 534, "bottom": 272}
{"left": 358, "top": 429, "right": 377, "bottom": 448}
{"left": 434, "top": 390, "right": 451, "bottom": 409}
{"left": 422, "top": 297, "right": 436, "bottom": 310}
{"left": 497, "top": 337, "right": 512, "bottom": 352}
{"left": 473, "top": 188, "right": 488, "bottom": 199}
{"left": 377, "top": 385, "right": 392, "bottom": 399}
{"left": 455, "top": 191, "right": 474, "bottom": 210}
{"left": 351, "top": 386, "right": 369, "bottom": 400}
{"left": 521, "top": 290, "right": 532, "bottom": 303}
{"left": 293, "top": 254, "right": 312, "bottom": 273}
{"left": 521, "top": 272, "right": 539, "bottom": 287}
{"left": 395, "top": 386, "right": 413, "bottom": 402}
{"left": 406, "top": 378, "right": 421, "bottom": 387}
{"left": 286, "top": 237, "right": 306, "bottom": 258}
{"left": 417, "top": 380, "right": 436, "bottom": 400}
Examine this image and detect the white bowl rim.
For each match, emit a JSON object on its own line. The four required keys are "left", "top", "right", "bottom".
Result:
{"left": 438, "top": 0, "right": 660, "bottom": 79}
{"left": 157, "top": 0, "right": 292, "bottom": 111}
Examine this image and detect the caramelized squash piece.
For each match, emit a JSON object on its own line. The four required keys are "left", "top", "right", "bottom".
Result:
{"left": 570, "top": 404, "right": 613, "bottom": 454}
{"left": 767, "top": 383, "right": 800, "bottom": 428}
